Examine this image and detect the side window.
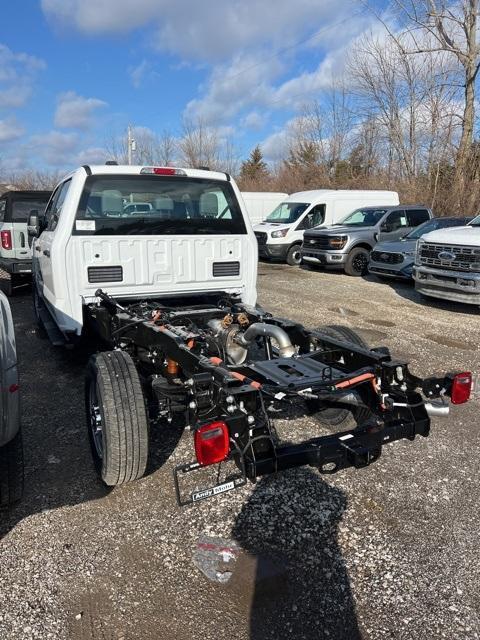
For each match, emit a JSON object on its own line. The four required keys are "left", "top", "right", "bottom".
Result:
{"left": 407, "top": 209, "right": 430, "bottom": 226}
{"left": 296, "top": 204, "right": 325, "bottom": 230}
{"left": 0, "top": 200, "right": 6, "bottom": 223}
{"left": 46, "top": 179, "right": 72, "bottom": 231}
{"left": 383, "top": 210, "right": 408, "bottom": 231}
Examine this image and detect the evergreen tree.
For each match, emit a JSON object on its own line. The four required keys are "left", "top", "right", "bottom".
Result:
{"left": 240, "top": 145, "right": 269, "bottom": 182}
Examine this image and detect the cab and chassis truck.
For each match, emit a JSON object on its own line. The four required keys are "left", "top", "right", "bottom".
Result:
{"left": 28, "top": 165, "right": 471, "bottom": 505}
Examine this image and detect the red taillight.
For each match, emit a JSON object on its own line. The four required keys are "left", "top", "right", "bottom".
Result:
{"left": 1, "top": 230, "right": 12, "bottom": 250}
{"left": 451, "top": 372, "right": 472, "bottom": 404}
{"left": 194, "top": 421, "right": 229, "bottom": 466}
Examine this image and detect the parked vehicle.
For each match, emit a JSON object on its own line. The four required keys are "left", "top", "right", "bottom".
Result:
{"left": 301, "top": 205, "right": 432, "bottom": 276}
{"left": 0, "top": 190, "right": 52, "bottom": 295}
{"left": 0, "top": 290, "right": 22, "bottom": 507}
{"left": 240, "top": 192, "right": 287, "bottom": 225}
{"left": 28, "top": 165, "right": 470, "bottom": 506}
{"left": 414, "top": 215, "right": 480, "bottom": 306}
{"left": 122, "top": 202, "right": 154, "bottom": 214}
{"left": 369, "top": 216, "right": 472, "bottom": 280}
{"left": 254, "top": 190, "right": 399, "bottom": 266}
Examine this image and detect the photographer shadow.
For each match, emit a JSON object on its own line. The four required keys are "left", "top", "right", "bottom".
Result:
{"left": 231, "top": 468, "right": 361, "bottom": 640}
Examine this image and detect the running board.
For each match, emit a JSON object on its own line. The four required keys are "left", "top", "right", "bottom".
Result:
{"left": 38, "top": 307, "right": 67, "bottom": 346}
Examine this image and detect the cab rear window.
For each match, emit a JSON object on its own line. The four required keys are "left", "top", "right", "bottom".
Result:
{"left": 74, "top": 175, "right": 247, "bottom": 235}
{"left": 12, "top": 199, "right": 50, "bottom": 222}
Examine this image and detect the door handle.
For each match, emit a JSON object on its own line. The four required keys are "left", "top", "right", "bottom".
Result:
{"left": 43, "top": 250, "right": 50, "bottom": 257}
{"left": 35, "top": 246, "right": 41, "bottom": 252}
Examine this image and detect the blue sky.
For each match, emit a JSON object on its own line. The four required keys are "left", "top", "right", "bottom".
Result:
{"left": 0, "top": 0, "right": 387, "bottom": 173}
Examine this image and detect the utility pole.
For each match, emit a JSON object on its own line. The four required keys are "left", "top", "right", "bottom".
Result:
{"left": 127, "top": 125, "right": 136, "bottom": 165}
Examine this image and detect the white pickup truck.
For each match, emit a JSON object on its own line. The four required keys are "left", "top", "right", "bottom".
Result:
{"left": 414, "top": 215, "right": 480, "bottom": 306}
{"left": 27, "top": 164, "right": 470, "bottom": 505}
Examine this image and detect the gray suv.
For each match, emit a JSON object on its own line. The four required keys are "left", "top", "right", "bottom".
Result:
{"left": 300, "top": 205, "right": 432, "bottom": 276}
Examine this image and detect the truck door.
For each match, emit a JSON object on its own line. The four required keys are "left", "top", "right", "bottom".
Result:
{"left": 378, "top": 210, "right": 410, "bottom": 242}
{"left": 36, "top": 180, "right": 71, "bottom": 305}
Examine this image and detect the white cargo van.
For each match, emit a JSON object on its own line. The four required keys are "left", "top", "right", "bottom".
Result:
{"left": 240, "top": 192, "right": 287, "bottom": 225}
{"left": 254, "top": 189, "right": 399, "bottom": 265}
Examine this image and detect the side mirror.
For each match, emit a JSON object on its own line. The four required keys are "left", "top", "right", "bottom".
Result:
{"left": 381, "top": 222, "right": 393, "bottom": 233}
{"left": 27, "top": 211, "right": 40, "bottom": 238}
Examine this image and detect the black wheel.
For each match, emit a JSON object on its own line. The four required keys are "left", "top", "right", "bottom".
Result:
{"left": 286, "top": 245, "right": 302, "bottom": 266}
{"left": 345, "top": 247, "right": 370, "bottom": 276}
{"left": 0, "top": 269, "right": 13, "bottom": 296}
{"left": 0, "top": 430, "right": 24, "bottom": 508}
{"left": 307, "top": 325, "right": 372, "bottom": 428}
{"left": 85, "top": 350, "right": 149, "bottom": 486}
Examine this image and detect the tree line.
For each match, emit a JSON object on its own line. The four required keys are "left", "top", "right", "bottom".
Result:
{"left": 2, "top": 1, "right": 479, "bottom": 216}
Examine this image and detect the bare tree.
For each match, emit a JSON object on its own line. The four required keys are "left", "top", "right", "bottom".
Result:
{"left": 379, "top": 1, "right": 479, "bottom": 191}
{"left": 178, "top": 118, "right": 220, "bottom": 169}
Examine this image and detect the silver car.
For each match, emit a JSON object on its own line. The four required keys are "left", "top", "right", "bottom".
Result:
{"left": 369, "top": 217, "right": 473, "bottom": 280}
{"left": 0, "top": 290, "right": 22, "bottom": 507}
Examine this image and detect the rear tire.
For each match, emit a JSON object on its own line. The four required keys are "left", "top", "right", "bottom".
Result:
{"left": 85, "top": 350, "right": 149, "bottom": 486}
{"left": 286, "top": 244, "right": 302, "bottom": 266}
{"left": 345, "top": 247, "right": 370, "bottom": 276}
{"left": 0, "top": 430, "right": 24, "bottom": 508}
{"left": 307, "top": 325, "right": 372, "bottom": 428}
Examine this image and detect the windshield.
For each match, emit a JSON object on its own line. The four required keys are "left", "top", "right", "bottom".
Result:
{"left": 265, "top": 202, "right": 309, "bottom": 224}
{"left": 75, "top": 175, "right": 247, "bottom": 235}
{"left": 12, "top": 198, "right": 50, "bottom": 222}
{"left": 338, "top": 208, "right": 388, "bottom": 227}
{"left": 406, "top": 217, "right": 469, "bottom": 239}
{"left": 470, "top": 214, "right": 480, "bottom": 226}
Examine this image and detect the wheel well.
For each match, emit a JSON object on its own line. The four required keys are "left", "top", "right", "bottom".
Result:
{"left": 349, "top": 243, "right": 373, "bottom": 253}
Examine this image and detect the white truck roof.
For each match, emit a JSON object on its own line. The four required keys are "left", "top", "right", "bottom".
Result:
{"left": 284, "top": 189, "right": 399, "bottom": 202}
{"left": 64, "top": 165, "right": 231, "bottom": 182}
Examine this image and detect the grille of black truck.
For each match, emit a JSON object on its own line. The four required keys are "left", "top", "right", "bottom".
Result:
{"left": 303, "top": 236, "right": 330, "bottom": 249}
{"left": 419, "top": 243, "right": 480, "bottom": 272}
{"left": 87, "top": 266, "right": 123, "bottom": 283}
{"left": 254, "top": 232, "right": 267, "bottom": 245}
{"left": 212, "top": 261, "right": 240, "bottom": 277}
{"left": 370, "top": 251, "right": 404, "bottom": 264}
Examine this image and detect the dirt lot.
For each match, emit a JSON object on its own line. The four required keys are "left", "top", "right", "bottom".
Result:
{"left": 0, "top": 264, "right": 479, "bottom": 640}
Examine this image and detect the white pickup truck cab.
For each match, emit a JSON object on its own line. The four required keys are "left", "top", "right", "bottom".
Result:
{"left": 414, "top": 215, "right": 480, "bottom": 306}
{"left": 253, "top": 189, "right": 399, "bottom": 265}
{"left": 29, "top": 165, "right": 258, "bottom": 342}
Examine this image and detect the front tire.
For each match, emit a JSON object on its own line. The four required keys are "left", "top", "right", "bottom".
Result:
{"left": 0, "top": 429, "right": 24, "bottom": 508}
{"left": 286, "top": 244, "right": 302, "bottom": 266}
{"left": 85, "top": 350, "right": 149, "bottom": 486}
{"left": 307, "top": 325, "right": 372, "bottom": 428}
{"left": 345, "top": 247, "right": 370, "bottom": 276}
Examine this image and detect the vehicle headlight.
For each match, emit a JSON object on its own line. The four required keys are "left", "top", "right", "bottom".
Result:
{"left": 271, "top": 229, "right": 289, "bottom": 238}
{"left": 328, "top": 235, "right": 347, "bottom": 249}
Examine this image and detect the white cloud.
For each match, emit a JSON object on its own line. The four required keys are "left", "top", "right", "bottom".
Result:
{"left": 129, "top": 60, "right": 148, "bottom": 88}
{"left": 0, "top": 117, "right": 25, "bottom": 142}
{"left": 242, "top": 112, "right": 267, "bottom": 131}
{"left": 76, "top": 146, "right": 109, "bottom": 165}
{"left": 0, "top": 44, "right": 46, "bottom": 110}
{"left": 41, "top": 0, "right": 347, "bottom": 62}
{"left": 29, "top": 130, "right": 79, "bottom": 165}
{"left": 54, "top": 91, "right": 107, "bottom": 129}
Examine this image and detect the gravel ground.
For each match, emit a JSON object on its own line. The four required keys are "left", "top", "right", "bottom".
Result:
{"left": 0, "top": 266, "right": 479, "bottom": 640}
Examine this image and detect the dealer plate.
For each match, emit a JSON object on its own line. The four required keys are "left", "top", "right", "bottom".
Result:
{"left": 192, "top": 480, "right": 235, "bottom": 502}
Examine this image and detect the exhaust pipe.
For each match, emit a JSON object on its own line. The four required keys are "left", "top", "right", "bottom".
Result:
{"left": 424, "top": 400, "right": 450, "bottom": 417}
{"left": 235, "top": 323, "right": 296, "bottom": 358}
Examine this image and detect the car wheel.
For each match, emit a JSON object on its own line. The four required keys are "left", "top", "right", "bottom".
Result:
{"left": 85, "top": 350, "right": 149, "bottom": 486}
{"left": 286, "top": 245, "right": 302, "bottom": 266}
{"left": 0, "top": 429, "right": 24, "bottom": 508}
{"left": 345, "top": 248, "right": 370, "bottom": 276}
{"left": 306, "top": 325, "right": 372, "bottom": 428}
